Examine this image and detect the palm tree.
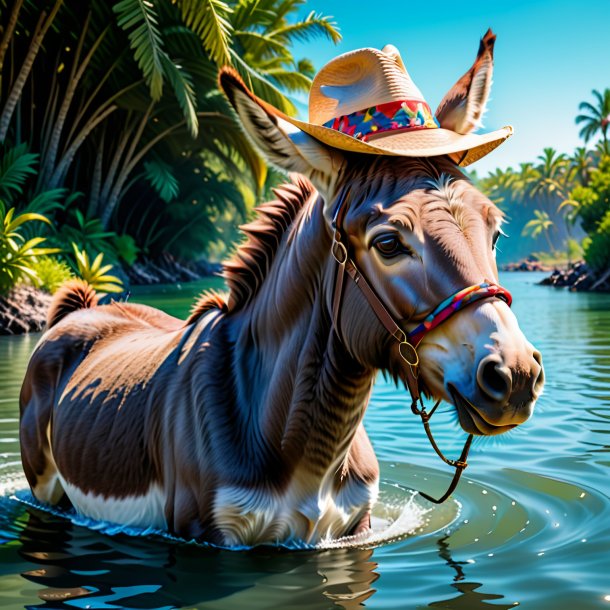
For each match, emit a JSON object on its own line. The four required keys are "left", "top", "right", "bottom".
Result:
{"left": 570, "top": 146, "right": 593, "bottom": 185}
{"left": 522, "top": 209, "right": 555, "bottom": 252}
{"left": 576, "top": 88, "right": 610, "bottom": 148}
{"left": 0, "top": 0, "right": 341, "bottom": 260}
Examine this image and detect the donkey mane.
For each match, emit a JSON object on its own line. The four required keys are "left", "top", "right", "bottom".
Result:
{"left": 188, "top": 176, "right": 316, "bottom": 323}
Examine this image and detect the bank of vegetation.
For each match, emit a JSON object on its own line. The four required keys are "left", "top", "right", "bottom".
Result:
{"left": 0, "top": 0, "right": 340, "bottom": 332}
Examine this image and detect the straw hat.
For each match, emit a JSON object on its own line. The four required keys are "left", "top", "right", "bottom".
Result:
{"left": 220, "top": 32, "right": 512, "bottom": 167}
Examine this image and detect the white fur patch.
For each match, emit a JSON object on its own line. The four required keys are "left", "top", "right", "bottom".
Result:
{"left": 212, "top": 475, "right": 379, "bottom": 546}
{"left": 57, "top": 475, "right": 167, "bottom": 530}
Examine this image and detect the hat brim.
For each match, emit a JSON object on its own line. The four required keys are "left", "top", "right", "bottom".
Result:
{"left": 283, "top": 115, "right": 512, "bottom": 168}
{"left": 251, "top": 94, "right": 512, "bottom": 168}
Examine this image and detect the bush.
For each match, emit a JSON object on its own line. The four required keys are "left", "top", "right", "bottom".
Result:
{"left": 31, "top": 256, "right": 74, "bottom": 294}
{"left": 0, "top": 202, "right": 57, "bottom": 294}
{"left": 572, "top": 156, "right": 610, "bottom": 273}
{"left": 71, "top": 245, "right": 124, "bottom": 294}
{"left": 584, "top": 210, "right": 610, "bottom": 272}
{"left": 112, "top": 234, "right": 139, "bottom": 266}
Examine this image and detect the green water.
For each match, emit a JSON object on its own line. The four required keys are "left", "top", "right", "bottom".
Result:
{"left": 1, "top": 272, "right": 609, "bottom": 609}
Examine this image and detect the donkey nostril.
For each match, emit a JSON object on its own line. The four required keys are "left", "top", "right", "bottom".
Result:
{"left": 532, "top": 349, "right": 545, "bottom": 395}
{"left": 477, "top": 356, "right": 512, "bottom": 403}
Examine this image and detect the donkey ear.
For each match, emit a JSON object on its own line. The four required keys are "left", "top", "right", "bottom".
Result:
{"left": 435, "top": 29, "right": 496, "bottom": 134}
{"left": 219, "top": 68, "right": 342, "bottom": 194}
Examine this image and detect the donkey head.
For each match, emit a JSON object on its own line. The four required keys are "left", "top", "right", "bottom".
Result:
{"left": 219, "top": 34, "right": 544, "bottom": 436}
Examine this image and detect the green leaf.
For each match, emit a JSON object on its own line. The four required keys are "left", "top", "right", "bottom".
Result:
{"left": 268, "top": 11, "right": 341, "bottom": 45}
{"left": 144, "top": 159, "right": 180, "bottom": 202}
{"left": 160, "top": 54, "right": 198, "bottom": 136}
{"left": 176, "top": 0, "right": 233, "bottom": 66}
{"left": 0, "top": 144, "right": 39, "bottom": 204}
{"left": 113, "top": 0, "right": 166, "bottom": 100}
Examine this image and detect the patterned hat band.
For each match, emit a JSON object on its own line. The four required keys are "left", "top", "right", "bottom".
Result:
{"left": 322, "top": 99, "right": 441, "bottom": 142}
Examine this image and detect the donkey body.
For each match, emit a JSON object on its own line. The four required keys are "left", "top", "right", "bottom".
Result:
{"left": 20, "top": 35, "right": 544, "bottom": 546}
{"left": 21, "top": 180, "right": 380, "bottom": 545}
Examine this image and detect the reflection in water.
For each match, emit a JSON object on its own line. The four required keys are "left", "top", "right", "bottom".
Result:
{"left": 432, "top": 536, "right": 513, "bottom": 610}
{"left": 14, "top": 506, "right": 380, "bottom": 610}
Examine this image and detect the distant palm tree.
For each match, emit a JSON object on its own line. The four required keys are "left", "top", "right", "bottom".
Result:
{"left": 576, "top": 88, "right": 610, "bottom": 148}
{"left": 570, "top": 146, "right": 594, "bottom": 184}
{"left": 521, "top": 148, "right": 570, "bottom": 213}
{"left": 522, "top": 209, "right": 555, "bottom": 252}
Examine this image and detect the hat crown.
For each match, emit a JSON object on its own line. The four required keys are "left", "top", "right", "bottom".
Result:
{"left": 309, "top": 46, "right": 426, "bottom": 125}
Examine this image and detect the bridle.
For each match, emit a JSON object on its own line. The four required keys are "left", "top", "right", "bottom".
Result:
{"left": 330, "top": 190, "right": 513, "bottom": 504}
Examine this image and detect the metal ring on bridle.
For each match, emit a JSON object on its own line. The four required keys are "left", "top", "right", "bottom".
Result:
{"left": 331, "top": 240, "right": 347, "bottom": 264}
{"left": 399, "top": 340, "right": 419, "bottom": 367}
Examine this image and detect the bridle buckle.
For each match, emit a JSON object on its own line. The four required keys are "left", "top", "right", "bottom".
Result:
{"left": 331, "top": 236, "right": 347, "bottom": 265}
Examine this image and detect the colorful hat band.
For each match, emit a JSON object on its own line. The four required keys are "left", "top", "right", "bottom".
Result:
{"left": 407, "top": 282, "right": 513, "bottom": 347}
{"left": 323, "top": 99, "right": 440, "bottom": 142}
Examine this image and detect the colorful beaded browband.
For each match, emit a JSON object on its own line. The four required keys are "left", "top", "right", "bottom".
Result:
{"left": 323, "top": 99, "right": 440, "bottom": 142}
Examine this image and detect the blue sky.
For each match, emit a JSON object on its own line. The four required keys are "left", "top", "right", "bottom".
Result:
{"left": 293, "top": 0, "right": 610, "bottom": 175}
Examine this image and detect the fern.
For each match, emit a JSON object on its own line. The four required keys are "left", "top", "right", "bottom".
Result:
{"left": 144, "top": 159, "right": 180, "bottom": 202}
{"left": 0, "top": 144, "right": 39, "bottom": 204}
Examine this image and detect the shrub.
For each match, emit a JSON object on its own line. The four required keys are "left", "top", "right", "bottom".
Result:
{"left": 0, "top": 202, "right": 57, "bottom": 294}
{"left": 31, "top": 256, "right": 74, "bottom": 294}
{"left": 71, "top": 244, "right": 124, "bottom": 294}
{"left": 112, "top": 234, "right": 139, "bottom": 266}
{"left": 584, "top": 210, "right": 610, "bottom": 272}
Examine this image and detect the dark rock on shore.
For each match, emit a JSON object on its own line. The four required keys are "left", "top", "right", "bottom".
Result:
{"left": 0, "top": 285, "right": 52, "bottom": 335}
{"left": 501, "top": 256, "right": 553, "bottom": 272}
{"left": 539, "top": 261, "right": 610, "bottom": 292}
{"left": 126, "top": 253, "right": 222, "bottom": 285}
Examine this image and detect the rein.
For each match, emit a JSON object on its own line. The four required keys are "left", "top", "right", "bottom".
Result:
{"left": 330, "top": 191, "right": 512, "bottom": 504}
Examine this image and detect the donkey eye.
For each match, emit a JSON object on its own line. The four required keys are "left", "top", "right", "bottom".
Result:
{"left": 373, "top": 234, "right": 406, "bottom": 258}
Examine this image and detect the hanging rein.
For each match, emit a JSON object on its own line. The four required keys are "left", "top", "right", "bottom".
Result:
{"left": 330, "top": 190, "right": 512, "bottom": 504}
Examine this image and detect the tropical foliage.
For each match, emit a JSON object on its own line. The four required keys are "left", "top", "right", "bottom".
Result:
{"left": 570, "top": 156, "right": 610, "bottom": 272}
{"left": 71, "top": 244, "right": 124, "bottom": 293}
{"left": 0, "top": 202, "right": 57, "bottom": 292}
{"left": 31, "top": 255, "right": 73, "bottom": 293}
{"left": 477, "top": 88, "right": 610, "bottom": 270}
{"left": 0, "top": 0, "right": 340, "bottom": 274}
{"left": 576, "top": 89, "right": 610, "bottom": 151}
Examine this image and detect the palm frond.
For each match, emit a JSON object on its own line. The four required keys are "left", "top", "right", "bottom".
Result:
{"left": 0, "top": 144, "right": 39, "bottom": 204}
{"left": 176, "top": 0, "right": 233, "bottom": 66}
{"left": 160, "top": 54, "right": 198, "bottom": 136}
{"left": 264, "top": 68, "right": 311, "bottom": 93}
{"left": 113, "top": 0, "right": 166, "bottom": 100}
{"left": 268, "top": 11, "right": 341, "bottom": 45}
{"left": 230, "top": 50, "right": 297, "bottom": 115}
{"left": 144, "top": 159, "right": 180, "bottom": 202}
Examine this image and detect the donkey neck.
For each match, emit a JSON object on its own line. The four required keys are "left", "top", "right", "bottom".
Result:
{"left": 226, "top": 191, "right": 376, "bottom": 485}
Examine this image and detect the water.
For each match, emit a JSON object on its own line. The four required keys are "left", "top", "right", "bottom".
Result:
{"left": 1, "top": 272, "right": 609, "bottom": 609}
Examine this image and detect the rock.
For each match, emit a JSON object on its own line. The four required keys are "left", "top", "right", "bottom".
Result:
{"left": 501, "top": 259, "right": 553, "bottom": 272}
{"left": 540, "top": 260, "right": 610, "bottom": 292}
{"left": 0, "top": 285, "right": 52, "bottom": 336}
{"left": 126, "top": 253, "right": 222, "bottom": 285}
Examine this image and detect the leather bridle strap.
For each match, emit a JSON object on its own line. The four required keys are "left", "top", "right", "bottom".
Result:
{"left": 330, "top": 189, "right": 513, "bottom": 504}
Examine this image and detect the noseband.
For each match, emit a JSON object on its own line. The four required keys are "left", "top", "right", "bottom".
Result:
{"left": 330, "top": 191, "right": 512, "bottom": 504}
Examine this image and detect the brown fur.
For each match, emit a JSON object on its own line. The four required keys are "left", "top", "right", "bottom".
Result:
{"left": 222, "top": 178, "right": 316, "bottom": 312}
{"left": 47, "top": 279, "right": 98, "bottom": 328}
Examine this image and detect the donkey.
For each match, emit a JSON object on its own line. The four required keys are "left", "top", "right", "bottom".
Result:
{"left": 20, "top": 39, "right": 544, "bottom": 546}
